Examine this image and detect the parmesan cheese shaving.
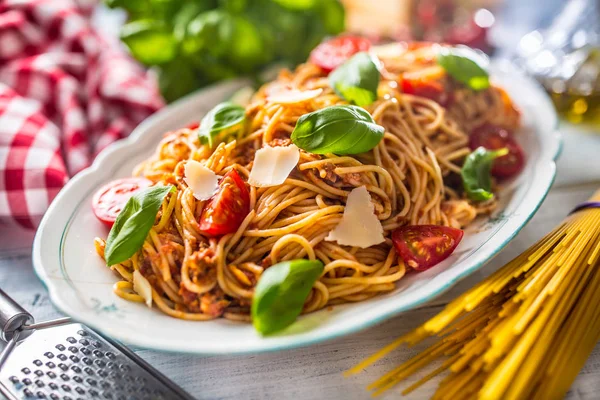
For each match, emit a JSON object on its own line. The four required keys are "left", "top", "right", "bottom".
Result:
{"left": 371, "top": 43, "right": 406, "bottom": 59}
{"left": 326, "top": 186, "right": 385, "bottom": 248}
{"left": 267, "top": 88, "right": 323, "bottom": 104}
{"left": 248, "top": 145, "right": 300, "bottom": 187}
{"left": 184, "top": 160, "right": 219, "bottom": 200}
{"left": 133, "top": 270, "right": 153, "bottom": 308}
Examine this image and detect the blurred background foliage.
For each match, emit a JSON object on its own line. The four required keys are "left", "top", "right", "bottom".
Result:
{"left": 105, "top": 0, "right": 345, "bottom": 102}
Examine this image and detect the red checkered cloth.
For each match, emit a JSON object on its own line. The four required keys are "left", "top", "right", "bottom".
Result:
{"left": 0, "top": 0, "right": 164, "bottom": 230}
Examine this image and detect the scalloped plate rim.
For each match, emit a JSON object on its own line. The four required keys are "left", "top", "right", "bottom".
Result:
{"left": 33, "top": 68, "right": 561, "bottom": 355}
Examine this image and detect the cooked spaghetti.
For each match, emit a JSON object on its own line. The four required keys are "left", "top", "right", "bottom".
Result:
{"left": 94, "top": 41, "right": 522, "bottom": 322}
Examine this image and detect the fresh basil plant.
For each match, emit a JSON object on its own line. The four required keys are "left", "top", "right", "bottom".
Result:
{"left": 104, "top": 185, "right": 174, "bottom": 266}
{"left": 437, "top": 48, "right": 490, "bottom": 91}
{"left": 252, "top": 259, "right": 324, "bottom": 335}
{"left": 198, "top": 102, "right": 246, "bottom": 148}
{"left": 291, "top": 105, "right": 384, "bottom": 155}
{"left": 461, "top": 147, "right": 508, "bottom": 202}
{"left": 329, "top": 52, "right": 380, "bottom": 107}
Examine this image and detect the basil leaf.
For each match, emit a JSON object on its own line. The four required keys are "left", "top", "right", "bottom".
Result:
{"left": 461, "top": 147, "right": 508, "bottom": 202}
{"left": 437, "top": 48, "right": 489, "bottom": 91}
{"left": 104, "top": 185, "right": 173, "bottom": 266}
{"left": 291, "top": 105, "right": 384, "bottom": 155}
{"left": 198, "top": 102, "right": 246, "bottom": 148}
{"left": 329, "top": 52, "right": 380, "bottom": 107}
{"left": 252, "top": 259, "right": 324, "bottom": 335}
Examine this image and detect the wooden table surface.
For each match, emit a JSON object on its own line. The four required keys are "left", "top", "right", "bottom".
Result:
{"left": 1, "top": 123, "right": 599, "bottom": 399}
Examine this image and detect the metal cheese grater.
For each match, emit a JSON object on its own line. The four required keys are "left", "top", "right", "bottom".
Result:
{"left": 0, "top": 289, "right": 195, "bottom": 400}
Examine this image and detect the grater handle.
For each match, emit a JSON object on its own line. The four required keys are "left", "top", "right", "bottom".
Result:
{"left": 0, "top": 288, "right": 33, "bottom": 342}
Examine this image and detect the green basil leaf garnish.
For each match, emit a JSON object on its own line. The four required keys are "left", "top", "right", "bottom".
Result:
{"left": 329, "top": 52, "right": 380, "bottom": 107}
{"left": 437, "top": 48, "right": 489, "bottom": 91}
{"left": 461, "top": 147, "right": 508, "bottom": 202}
{"left": 252, "top": 259, "right": 324, "bottom": 335}
{"left": 291, "top": 105, "right": 384, "bottom": 155}
{"left": 198, "top": 102, "right": 246, "bottom": 148}
{"left": 104, "top": 185, "right": 174, "bottom": 266}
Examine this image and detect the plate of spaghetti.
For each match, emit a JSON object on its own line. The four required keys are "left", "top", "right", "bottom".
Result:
{"left": 33, "top": 39, "right": 561, "bottom": 354}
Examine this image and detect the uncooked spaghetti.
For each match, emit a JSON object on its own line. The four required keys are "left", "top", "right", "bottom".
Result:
{"left": 93, "top": 41, "right": 522, "bottom": 322}
{"left": 346, "top": 190, "right": 600, "bottom": 400}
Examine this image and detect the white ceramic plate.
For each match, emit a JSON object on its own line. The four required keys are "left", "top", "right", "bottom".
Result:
{"left": 33, "top": 65, "right": 561, "bottom": 355}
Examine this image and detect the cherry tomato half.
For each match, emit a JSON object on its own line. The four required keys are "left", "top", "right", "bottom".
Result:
{"left": 186, "top": 121, "right": 200, "bottom": 130}
{"left": 199, "top": 169, "right": 250, "bottom": 236}
{"left": 469, "top": 124, "right": 525, "bottom": 179}
{"left": 92, "top": 177, "right": 153, "bottom": 227}
{"left": 402, "top": 78, "right": 448, "bottom": 105}
{"left": 392, "top": 225, "right": 464, "bottom": 271}
{"left": 309, "top": 35, "right": 371, "bottom": 74}
{"left": 400, "top": 66, "right": 450, "bottom": 105}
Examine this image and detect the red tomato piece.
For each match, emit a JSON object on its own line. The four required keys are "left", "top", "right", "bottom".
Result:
{"left": 186, "top": 121, "right": 200, "bottom": 130}
{"left": 199, "top": 169, "right": 250, "bottom": 236}
{"left": 92, "top": 177, "right": 153, "bottom": 227}
{"left": 402, "top": 78, "right": 449, "bottom": 105}
{"left": 392, "top": 225, "right": 464, "bottom": 271}
{"left": 400, "top": 66, "right": 450, "bottom": 105}
{"left": 470, "top": 124, "right": 525, "bottom": 179}
{"left": 309, "top": 35, "right": 371, "bottom": 74}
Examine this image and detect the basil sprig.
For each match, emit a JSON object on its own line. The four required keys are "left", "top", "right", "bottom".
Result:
{"left": 329, "top": 52, "right": 380, "bottom": 107}
{"left": 461, "top": 147, "right": 508, "bottom": 202}
{"left": 104, "top": 185, "right": 174, "bottom": 266}
{"left": 198, "top": 101, "right": 245, "bottom": 148}
{"left": 252, "top": 259, "right": 324, "bottom": 335}
{"left": 437, "top": 48, "right": 489, "bottom": 91}
{"left": 291, "top": 105, "right": 384, "bottom": 155}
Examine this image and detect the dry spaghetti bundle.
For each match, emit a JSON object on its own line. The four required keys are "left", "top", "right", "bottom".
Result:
{"left": 346, "top": 189, "right": 600, "bottom": 400}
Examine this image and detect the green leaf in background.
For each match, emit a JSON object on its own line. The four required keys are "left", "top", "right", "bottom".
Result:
{"left": 291, "top": 105, "right": 385, "bottom": 155}
{"left": 329, "top": 52, "right": 380, "bottom": 107}
{"left": 182, "top": 10, "right": 234, "bottom": 58}
{"left": 252, "top": 259, "right": 324, "bottom": 335}
{"left": 316, "top": 0, "right": 345, "bottom": 34}
{"left": 105, "top": 0, "right": 146, "bottom": 14}
{"left": 108, "top": 0, "right": 344, "bottom": 102}
{"left": 157, "top": 59, "right": 201, "bottom": 103}
{"left": 198, "top": 102, "right": 246, "bottom": 147}
{"left": 173, "top": 2, "right": 213, "bottom": 42}
{"left": 271, "top": 0, "right": 316, "bottom": 11}
{"left": 265, "top": 5, "right": 308, "bottom": 63}
{"left": 227, "top": 15, "right": 267, "bottom": 71}
{"left": 105, "top": 186, "right": 174, "bottom": 266}
{"left": 190, "top": 53, "right": 239, "bottom": 83}
{"left": 219, "top": 0, "right": 248, "bottom": 13}
{"left": 461, "top": 147, "right": 509, "bottom": 202}
{"left": 120, "top": 20, "right": 177, "bottom": 65}
{"left": 437, "top": 48, "right": 490, "bottom": 91}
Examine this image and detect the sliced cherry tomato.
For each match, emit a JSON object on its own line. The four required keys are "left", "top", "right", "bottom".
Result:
{"left": 470, "top": 124, "right": 525, "bottom": 179}
{"left": 400, "top": 66, "right": 450, "bottom": 105}
{"left": 309, "top": 35, "right": 371, "bottom": 74}
{"left": 186, "top": 121, "right": 200, "bottom": 130}
{"left": 199, "top": 169, "right": 250, "bottom": 236}
{"left": 392, "top": 225, "right": 464, "bottom": 271}
{"left": 92, "top": 177, "right": 153, "bottom": 227}
{"left": 402, "top": 78, "right": 448, "bottom": 104}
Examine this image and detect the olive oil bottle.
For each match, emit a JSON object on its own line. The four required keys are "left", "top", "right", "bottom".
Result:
{"left": 515, "top": 0, "right": 600, "bottom": 126}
